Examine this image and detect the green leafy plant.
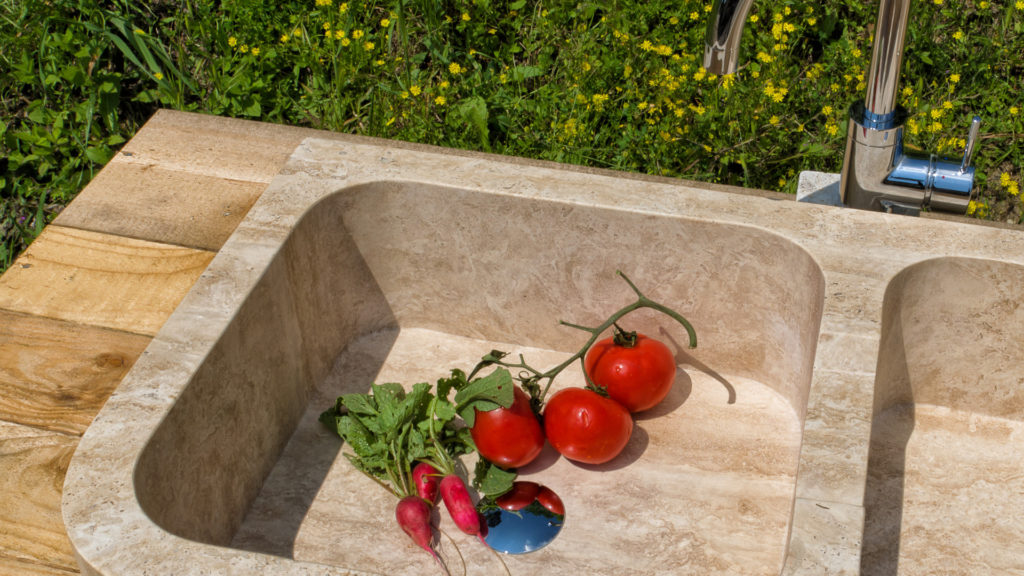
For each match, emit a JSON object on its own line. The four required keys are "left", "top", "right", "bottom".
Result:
{"left": 3, "top": 0, "right": 1023, "bottom": 274}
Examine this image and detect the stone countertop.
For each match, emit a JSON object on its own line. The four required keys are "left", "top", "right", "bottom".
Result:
{"left": 5, "top": 109, "right": 1023, "bottom": 575}
{"left": 0, "top": 109, "right": 788, "bottom": 574}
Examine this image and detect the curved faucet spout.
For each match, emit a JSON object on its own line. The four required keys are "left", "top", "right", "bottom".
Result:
{"left": 703, "top": 0, "right": 977, "bottom": 214}
{"left": 704, "top": 0, "right": 756, "bottom": 76}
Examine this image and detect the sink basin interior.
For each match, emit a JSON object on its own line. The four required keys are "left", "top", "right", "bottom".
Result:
{"left": 133, "top": 181, "right": 825, "bottom": 575}
{"left": 863, "top": 257, "right": 1024, "bottom": 575}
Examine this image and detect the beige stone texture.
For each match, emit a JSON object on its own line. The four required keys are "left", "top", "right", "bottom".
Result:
{"left": 56, "top": 120, "right": 1024, "bottom": 575}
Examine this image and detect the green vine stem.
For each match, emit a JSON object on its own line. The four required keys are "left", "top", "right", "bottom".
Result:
{"left": 469, "top": 270, "right": 697, "bottom": 410}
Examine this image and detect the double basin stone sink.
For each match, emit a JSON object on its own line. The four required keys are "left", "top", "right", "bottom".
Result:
{"left": 62, "top": 137, "right": 1024, "bottom": 575}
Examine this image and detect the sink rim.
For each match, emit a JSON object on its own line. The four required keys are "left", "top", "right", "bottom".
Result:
{"left": 62, "top": 135, "right": 1024, "bottom": 576}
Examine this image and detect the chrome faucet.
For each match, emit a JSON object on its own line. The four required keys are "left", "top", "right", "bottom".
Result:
{"left": 704, "top": 0, "right": 981, "bottom": 215}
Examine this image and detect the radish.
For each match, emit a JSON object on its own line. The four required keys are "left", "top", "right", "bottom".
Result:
{"left": 395, "top": 495, "right": 441, "bottom": 563}
{"left": 440, "top": 474, "right": 486, "bottom": 544}
{"left": 412, "top": 462, "right": 440, "bottom": 504}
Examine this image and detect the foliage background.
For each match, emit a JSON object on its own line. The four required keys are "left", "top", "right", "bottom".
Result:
{"left": 2, "top": 0, "right": 1023, "bottom": 272}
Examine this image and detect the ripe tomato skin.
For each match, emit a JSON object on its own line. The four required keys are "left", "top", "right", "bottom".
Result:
{"left": 543, "top": 387, "right": 632, "bottom": 465}
{"left": 471, "top": 386, "right": 545, "bottom": 469}
{"left": 584, "top": 334, "right": 676, "bottom": 413}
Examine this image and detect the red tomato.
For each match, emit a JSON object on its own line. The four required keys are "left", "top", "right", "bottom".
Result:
{"left": 495, "top": 481, "right": 541, "bottom": 511}
{"left": 543, "top": 387, "right": 632, "bottom": 465}
{"left": 584, "top": 333, "right": 676, "bottom": 413}
{"left": 536, "top": 486, "right": 564, "bottom": 516}
{"left": 471, "top": 386, "right": 545, "bottom": 469}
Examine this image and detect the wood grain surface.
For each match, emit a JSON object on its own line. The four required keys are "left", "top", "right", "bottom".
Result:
{"left": 0, "top": 422, "right": 78, "bottom": 574}
{"left": 53, "top": 162, "right": 267, "bottom": 252}
{"left": 0, "top": 309, "right": 150, "bottom": 435}
{"left": 0, "top": 225, "right": 214, "bottom": 336}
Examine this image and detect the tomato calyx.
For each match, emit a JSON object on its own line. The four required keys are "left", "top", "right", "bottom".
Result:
{"left": 610, "top": 322, "right": 638, "bottom": 348}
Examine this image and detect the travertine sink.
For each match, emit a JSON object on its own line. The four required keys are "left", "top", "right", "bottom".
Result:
{"left": 62, "top": 135, "right": 1024, "bottom": 575}
{"left": 862, "top": 257, "right": 1024, "bottom": 576}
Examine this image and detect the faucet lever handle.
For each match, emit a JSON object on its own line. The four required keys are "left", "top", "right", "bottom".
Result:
{"left": 960, "top": 115, "right": 981, "bottom": 173}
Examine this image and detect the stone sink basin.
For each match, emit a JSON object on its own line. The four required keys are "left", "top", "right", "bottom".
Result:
{"left": 62, "top": 136, "right": 1024, "bottom": 575}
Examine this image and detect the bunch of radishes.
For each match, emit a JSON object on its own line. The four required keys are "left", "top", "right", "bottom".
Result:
{"left": 397, "top": 461, "right": 484, "bottom": 564}
{"left": 320, "top": 380, "right": 499, "bottom": 564}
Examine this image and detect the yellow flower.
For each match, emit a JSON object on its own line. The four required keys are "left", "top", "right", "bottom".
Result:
{"left": 953, "top": 30, "right": 964, "bottom": 40}
{"left": 239, "top": 44, "right": 249, "bottom": 53}
{"left": 929, "top": 121, "right": 943, "bottom": 132}
{"left": 967, "top": 200, "right": 978, "bottom": 215}
{"left": 769, "top": 115, "right": 780, "bottom": 125}
{"left": 461, "top": 12, "right": 471, "bottom": 21}
{"left": 440, "top": 80, "right": 450, "bottom": 89}
{"left": 334, "top": 30, "right": 345, "bottom": 40}
{"left": 942, "top": 100, "right": 953, "bottom": 110}
{"left": 950, "top": 73, "right": 960, "bottom": 84}
{"left": 363, "top": 41, "right": 375, "bottom": 51}
{"left": 930, "top": 108, "right": 944, "bottom": 119}
{"left": 756, "top": 51, "right": 774, "bottom": 63}
{"left": 690, "top": 11, "right": 700, "bottom": 20}
{"left": 435, "top": 95, "right": 446, "bottom": 105}
{"left": 280, "top": 34, "right": 289, "bottom": 43}
{"left": 228, "top": 36, "right": 237, "bottom": 47}
{"left": 826, "top": 122, "right": 839, "bottom": 136}
{"left": 315, "top": 0, "right": 331, "bottom": 5}
{"left": 640, "top": 39, "right": 654, "bottom": 51}
{"left": 352, "top": 29, "right": 364, "bottom": 39}
{"left": 381, "top": 18, "right": 390, "bottom": 27}
{"left": 251, "top": 46, "right": 260, "bottom": 56}
{"left": 807, "top": 17, "right": 817, "bottom": 26}
{"left": 669, "top": 16, "right": 679, "bottom": 24}
{"left": 979, "top": 0, "right": 989, "bottom": 7}
{"left": 749, "top": 14, "right": 758, "bottom": 22}
{"left": 449, "top": 62, "right": 463, "bottom": 74}
{"left": 1011, "top": 106, "right": 1020, "bottom": 115}
{"left": 341, "top": 38, "right": 350, "bottom": 46}
{"left": 323, "top": 22, "right": 331, "bottom": 30}
{"left": 1001, "top": 172, "right": 1012, "bottom": 186}
{"left": 339, "top": 2, "right": 348, "bottom": 13}
{"left": 409, "top": 85, "right": 421, "bottom": 96}
{"left": 1017, "top": 0, "right": 1024, "bottom": 9}
{"left": 153, "top": 72, "right": 164, "bottom": 81}
{"left": 822, "top": 105, "right": 833, "bottom": 116}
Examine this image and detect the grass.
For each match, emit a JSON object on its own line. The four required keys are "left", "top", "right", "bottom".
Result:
{"left": 2, "top": 0, "right": 1023, "bottom": 273}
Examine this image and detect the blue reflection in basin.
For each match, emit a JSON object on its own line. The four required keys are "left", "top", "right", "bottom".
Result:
{"left": 481, "top": 498, "right": 564, "bottom": 554}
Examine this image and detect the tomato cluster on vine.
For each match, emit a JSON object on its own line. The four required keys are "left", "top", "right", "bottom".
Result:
{"left": 471, "top": 326, "right": 680, "bottom": 468}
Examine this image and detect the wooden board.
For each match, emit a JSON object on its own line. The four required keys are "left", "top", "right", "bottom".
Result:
{"left": 0, "top": 309, "right": 150, "bottom": 435}
{"left": 0, "top": 422, "right": 78, "bottom": 574}
{"left": 0, "top": 226, "right": 214, "bottom": 336}
{"left": 110, "top": 109, "right": 319, "bottom": 183}
{"left": 0, "top": 556, "right": 77, "bottom": 576}
{"left": 53, "top": 162, "right": 268, "bottom": 252}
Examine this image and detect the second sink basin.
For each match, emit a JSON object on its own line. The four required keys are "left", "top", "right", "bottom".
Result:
{"left": 864, "top": 257, "right": 1024, "bottom": 575}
